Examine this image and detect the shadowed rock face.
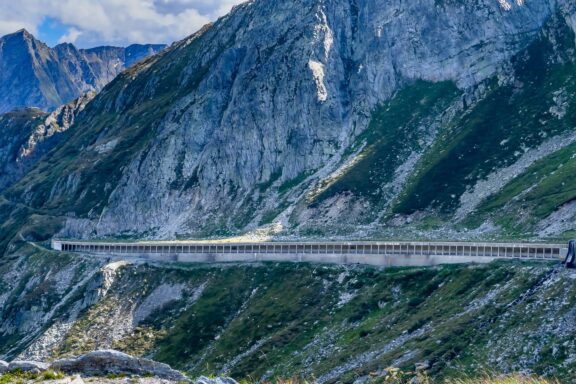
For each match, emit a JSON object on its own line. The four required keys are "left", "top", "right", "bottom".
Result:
{"left": 0, "top": 29, "right": 165, "bottom": 113}
{"left": 0, "top": 108, "right": 48, "bottom": 191}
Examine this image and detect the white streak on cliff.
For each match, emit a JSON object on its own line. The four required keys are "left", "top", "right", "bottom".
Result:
{"left": 308, "top": 60, "right": 328, "bottom": 102}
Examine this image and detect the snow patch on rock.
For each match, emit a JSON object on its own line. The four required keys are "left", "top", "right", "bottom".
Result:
{"left": 308, "top": 60, "right": 329, "bottom": 102}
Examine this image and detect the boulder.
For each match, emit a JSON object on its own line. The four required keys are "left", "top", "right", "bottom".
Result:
{"left": 7, "top": 360, "right": 49, "bottom": 373}
{"left": 50, "top": 350, "right": 188, "bottom": 382}
{"left": 415, "top": 361, "right": 431, "bottom": 371}
{"left": 195, "top": 377, "right": 238, "bottom": 384}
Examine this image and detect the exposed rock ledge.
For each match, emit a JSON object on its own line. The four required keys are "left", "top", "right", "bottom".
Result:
{"left": 0, "top": 350, "right": 238, "bottom": 384}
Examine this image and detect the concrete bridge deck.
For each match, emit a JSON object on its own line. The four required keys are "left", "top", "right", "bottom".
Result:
{"left": 51, "top": 240, "right": 567, "bottom": 267}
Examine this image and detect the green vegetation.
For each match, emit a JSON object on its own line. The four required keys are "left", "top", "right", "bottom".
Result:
{"left": 310, "top": 80, "right": 461, "bottom": 207}
{"left": 259, "top": 171, "right": 283, "bottom": 193}
{"left": 394, "top": 14, "right": 576, "bottom": 217}
{"left": 447, "top": 374, "right": 559, "bottom": 384}
{"left": 0, "top": 244, "right": 102, "bottom": 357}
{"left": 0, "top": 369, "right": 64, "bottom": 384}
{"left": 44, "top": 260, "right": 574, "bottom": 382}
{"left": 279, "top": 171, "right": 312, "bottom": 195}
{"left": 466, "top": 141, "right": 576, "bottom": 233}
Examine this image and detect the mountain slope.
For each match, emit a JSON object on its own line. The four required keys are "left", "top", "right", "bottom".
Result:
{"left": 0, "top": 108, "right": 48, "bottom": 191}
{"left": 0, "top": 0, "right": 575, "bottom": 248}
{"left": 1, "top": 249, "right": 575, "bottom": 382}
{"left": 0, "top": 29, "right": 165, "bottom": 113}
{"left": 1, "top": 1, "right": 576, "bottom": 381}
{"left": 0, "top": 92, "right": 96, "bottom": 193}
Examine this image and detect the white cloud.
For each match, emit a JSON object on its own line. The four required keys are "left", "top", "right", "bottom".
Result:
{"left": 57, "top": 28, "right": 83, "bottom": 44}
{"left": 0, "top": 0, "right": 246, "bottom": 47}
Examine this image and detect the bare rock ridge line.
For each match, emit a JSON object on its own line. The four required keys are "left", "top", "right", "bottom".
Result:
{"left": 51, "top": 239, "right": 567, "bottom": 267}
{"left": 0, "top": 92, "right": 96, "bottom": 193}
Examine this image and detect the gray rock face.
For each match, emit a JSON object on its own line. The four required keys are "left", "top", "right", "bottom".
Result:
{"left": 50, "top": 350, "right": 188, "bottom": 382}
{"left": 0, "top": 360, "right": 8, "bottom": 373}
{"left": 0, "top": 29, "right": 164, "bottom": 113}
{"left": 7, "top": 360, "right": 49, "bottom": 373}
{"left": 17, "top": 92, "right": 96, "bottom": 167}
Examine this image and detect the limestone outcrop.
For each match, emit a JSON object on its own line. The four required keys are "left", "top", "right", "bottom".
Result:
{"left": 195, "top": 377, "right": 238, "bottom": 384}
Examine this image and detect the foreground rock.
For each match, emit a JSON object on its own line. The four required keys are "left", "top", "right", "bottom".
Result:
{"left": 195, "top": 377, "right": 238, "bottom": 384}
{"left": 50, "top": 350, "right": 188, "bottom": 382}
{"left": 7, "top": 360, "right": 49, "bottom": 373}
{"left": 0, "top": 350, "right": 191, "bottom": 382}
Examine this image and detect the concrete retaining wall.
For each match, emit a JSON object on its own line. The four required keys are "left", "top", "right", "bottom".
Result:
{"left": 51, "top": 239, "right": 566, "bottom": 267}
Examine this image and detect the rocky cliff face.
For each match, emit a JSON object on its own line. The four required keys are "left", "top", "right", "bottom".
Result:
{"left": 4, "top": 0, "right": 573, "bottom": 242}
{"left": 0, "top": 29, "right": 165, "bottom": 113}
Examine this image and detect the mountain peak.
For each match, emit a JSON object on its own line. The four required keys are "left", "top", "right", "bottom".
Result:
{"left": 11, "top": 28, "right": 34, "bottom": 39}
{"left": 1, "top": 28, "right": 39, "bottom": 47}
{"left": 0, "top": 30, "right": 164, "bottom": 113}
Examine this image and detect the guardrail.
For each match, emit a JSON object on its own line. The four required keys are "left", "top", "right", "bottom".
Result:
{"left": 51, "top": 239, "right": 566, "bottom": 267}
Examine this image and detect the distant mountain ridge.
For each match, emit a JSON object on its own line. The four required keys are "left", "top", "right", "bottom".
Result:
{"left": 0, "top": 29, "right": 165, "bottom": 113}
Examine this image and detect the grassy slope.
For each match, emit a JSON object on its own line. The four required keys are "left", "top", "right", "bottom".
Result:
{"left": 44, "top": 261, "right": 576, "bottom": 382}
{"left": 466, "top": 141, "right": 576, "bottom": 236}
{"left": 309, "top": 80, "right": 461, "bottom": 209}
{"left": 393, "top": 14, "right": 576, "bottom": 218}
{"left": 0, "top": 245, "right": 103, "bottom": 357}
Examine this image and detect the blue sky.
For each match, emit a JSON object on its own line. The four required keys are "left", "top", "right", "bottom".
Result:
{"left": 0, "top": 0, "right": 245, "bottom": 48}
{"left": 38, "top": 17, "right": 70, "bottom": 47}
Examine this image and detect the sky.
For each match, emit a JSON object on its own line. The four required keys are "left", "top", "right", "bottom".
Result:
{"left": 0, "top": 0, "right": 245, "bottom": 48}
